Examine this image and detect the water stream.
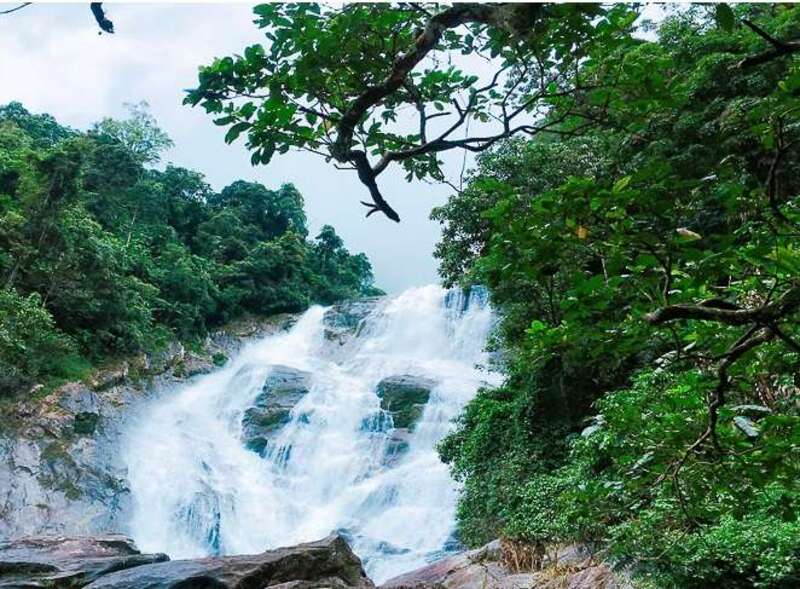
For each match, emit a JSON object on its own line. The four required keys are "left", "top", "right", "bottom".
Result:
{"left": 121, "top": 285, "right": 498, "bottom": 582}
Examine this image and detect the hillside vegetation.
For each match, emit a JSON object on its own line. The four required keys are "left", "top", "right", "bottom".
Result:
{"left": 0, "top": 102, "right": 380, "bottom": 396}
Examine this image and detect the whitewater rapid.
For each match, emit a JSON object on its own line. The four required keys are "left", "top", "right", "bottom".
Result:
{"left": 121, "top": 285, "right": 498, "bottom": 582}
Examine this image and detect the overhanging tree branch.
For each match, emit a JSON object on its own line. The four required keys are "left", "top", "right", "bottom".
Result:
{"left": 188, "top": 3, "right": 610, "bottom": 222}
{"left": 645, "top": 285, "right": 800, "bottom": 326}
{"left": 329, "top": 4, "right": 502, "bottom": 221}
{"left": 325, "top": 3, "right": 572, "bottom": 222}
{"left": 2, "top": 3, "right": 113, "bottom": 33}
{"left": 738, "top": 19, "right": 800, "bottom": 68}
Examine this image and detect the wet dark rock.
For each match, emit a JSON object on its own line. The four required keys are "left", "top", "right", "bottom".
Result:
{"left": 323, "top": 298, "right": 382, "bottom": 346}
{"left": 241, "top": 365, "right": 312, "bottom": 455}
{"left": 359, "top": 412, "right": 391, "bottom": 433}
{"left": 83, "top": 534, "right": 373, "bottom": 589}
{"left": 375, "top": 376, "right": 436, "bottom": 431}
{"left": 0, "top": 534, "right": 168, "bottom": 588}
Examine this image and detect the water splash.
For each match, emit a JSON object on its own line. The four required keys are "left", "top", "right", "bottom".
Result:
{"left": 122, "top": 285, "right": 498, "bottom": 582}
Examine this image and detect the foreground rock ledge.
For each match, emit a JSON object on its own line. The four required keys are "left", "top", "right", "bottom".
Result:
{"left": 0, "top": 533, "right": 373, "bottom": 589}
{"left": 0, "top": 533, "right": 626, "bottom": 589}
{"left": 380, "top": 541, "right": 627, "bottom": 589}
{"left": 0, "top": 534, "right": 168, "bottom": 588}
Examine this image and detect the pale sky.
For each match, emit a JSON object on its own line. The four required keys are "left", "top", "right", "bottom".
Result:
{"left": 0, "top": 3, "right": 456, "bottom": 293}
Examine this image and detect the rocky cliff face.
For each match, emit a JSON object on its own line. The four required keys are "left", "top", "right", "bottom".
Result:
{"left": 0, "top": 298, "right": 394, "bottom": 540}
{"left": 0, "top": 314, "right": 295, "bottom": 539}
{"left": 0, "top": 299, "right": 389, "bottom": 539}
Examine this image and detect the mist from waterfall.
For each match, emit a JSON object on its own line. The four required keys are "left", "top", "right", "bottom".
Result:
{"left": 121, "top": 285, "right": 498, "bottom": 583}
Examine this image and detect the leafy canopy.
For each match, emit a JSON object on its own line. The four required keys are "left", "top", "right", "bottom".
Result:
{"left": 186, "top": 2, "right": 637, "bottom": 221}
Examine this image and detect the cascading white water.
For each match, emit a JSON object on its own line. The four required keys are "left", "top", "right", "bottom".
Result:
{"left": 121, "top": 285, "right": 498, "bottom": 582}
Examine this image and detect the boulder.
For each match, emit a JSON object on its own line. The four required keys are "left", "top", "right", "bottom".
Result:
{"left": 0, "top": 534, "right": 373, "bottom": 589}
{"left": 0, "top": 534, "right": 168, "bottom": 588}
{"left": 241, "top": 365, "right": 312, "bottom": 455}
{"left": 323, "top": 298, "right": 382, "bottom": 346}
{"left": 375, "top": 376, "right": 436, "bottom": 431}
{"left": 83, "top": 534, "right": 373, "bottom": 589}
{"left": 175, "top": 352, "right": 215, "bottom": 378}
{"left": 87, "top": 363, "right": 129, "bottom": 392}
{"left": 380, "top": 541, "right": 627, "bottom": 589}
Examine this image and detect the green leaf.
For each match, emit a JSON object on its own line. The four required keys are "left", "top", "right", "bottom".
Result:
{"left": 224, "top": 122, "right": 251, "bottom": 144}
{"left": 612, "top": 176, "right": 631, "bottom": 193}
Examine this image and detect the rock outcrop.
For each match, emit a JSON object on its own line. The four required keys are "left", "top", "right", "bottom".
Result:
{"left": 241, "top": 365, "right": 313, "bottom": 455}
{"left": 86, "top": 535, "right": 372, "bottom": 589}
{"left": 0, "top": 534, "right": 625, "bottom": 589}
{"left": 380, "top": 541, "right": 628, "bottom": 589}
{"left": 364, "top": 375, "right": 436, "bottom": 466}
{"left": 375, "top": 375, "right": 436, "bottom": 431}
{"left": 0, "top": 314, "right": 295, "bottom": 539}
{"left": 322, "top": 298, "right": 382, "bottom": 354}
{"left": 0, "top": 534, "right": 373, "bottom": 589}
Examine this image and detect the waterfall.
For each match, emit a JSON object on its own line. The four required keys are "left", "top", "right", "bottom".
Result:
{"left": 121, "top": 285, "right": 498, "bottom": 583}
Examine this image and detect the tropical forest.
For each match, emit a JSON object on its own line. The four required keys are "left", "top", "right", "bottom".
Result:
{"left": 0, "top": 3, "right": 799, "bottom": 589}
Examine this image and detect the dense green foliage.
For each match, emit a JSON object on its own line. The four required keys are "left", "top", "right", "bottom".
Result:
{"left": 0, "top": 102, "right": 380, "bottom": 395}
{"left": 186, "top": 3, "right": 800, "bottom": 586}
{"left": 432, "top": 5, "right": 800, "bottom": 588}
